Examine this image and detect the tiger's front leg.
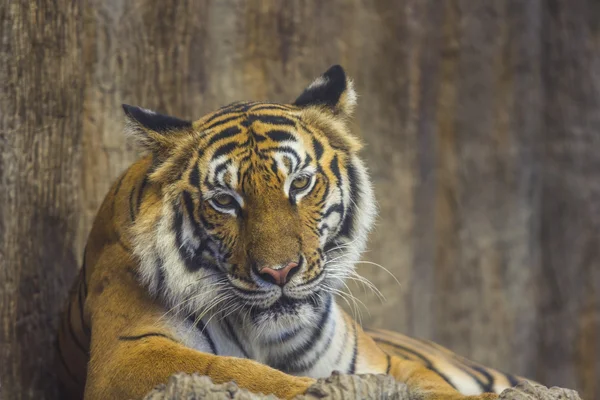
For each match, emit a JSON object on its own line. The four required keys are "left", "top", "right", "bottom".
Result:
{"left": 83, "top": 245, "right": 314, "bottom": 400}
{"left": 85, "top": 335, "right": 314, "bottom": 400}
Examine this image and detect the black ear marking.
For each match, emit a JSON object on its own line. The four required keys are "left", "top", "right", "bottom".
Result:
{"left": 122, "top": 104, "right": 192, "bottom": 133}
{"left": 293, "top": 65, "right": 348, "bottom": 109}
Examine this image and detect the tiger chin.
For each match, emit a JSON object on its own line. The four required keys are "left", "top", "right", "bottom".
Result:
{"left": 57, "top": 66, "right": 516, "bottom": 400}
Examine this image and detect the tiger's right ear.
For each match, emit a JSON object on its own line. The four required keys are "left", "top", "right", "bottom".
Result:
{"left": 293, "top": 65, "right": 357, "bottom": 117}
{"left": 122, "top": 104, "right": 192, "bottom": 159}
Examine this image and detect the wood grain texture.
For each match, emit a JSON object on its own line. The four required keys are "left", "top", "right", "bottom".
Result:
{"left": 0, "top": 0, "right": 598, "bottom": 398}
{"left": 0, "top": 1, "right": 84, "bottom": 399}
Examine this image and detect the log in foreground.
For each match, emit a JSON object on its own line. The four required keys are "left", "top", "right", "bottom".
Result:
{"left": 143, "top": 372, "right": 582, "bottom": 400}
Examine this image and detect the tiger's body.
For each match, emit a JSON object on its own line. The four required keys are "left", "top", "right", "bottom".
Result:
{"left": 57, "top": 66, "right": 522, "bottom": 400}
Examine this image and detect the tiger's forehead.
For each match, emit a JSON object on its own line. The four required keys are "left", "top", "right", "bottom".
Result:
{"left": 191, "top": 102, "right": 319, "bottom": 191}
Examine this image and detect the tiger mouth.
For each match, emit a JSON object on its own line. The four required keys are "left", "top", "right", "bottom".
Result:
{"left": 248, "top": 293, "right": 322, "bottom": 317}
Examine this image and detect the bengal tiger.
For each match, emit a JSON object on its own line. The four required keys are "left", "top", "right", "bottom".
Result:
{"left": 56, "top": 65, "right": 523, "bottom": 400}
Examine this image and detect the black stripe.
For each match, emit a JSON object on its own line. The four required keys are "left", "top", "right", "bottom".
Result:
{"left": 155, "top": 258, "right": 166, "bottom": 294}
{"left": 204, "top": 115, "right": 242, "bottom": 131}
{"left": 312, "top": 137, "right": 324, "bottom": 160}
{"left": 55, "top": 337, "right": 80, "bottom": 384}
{"left": 128, "top": 187, "right": 136, "bottom": 222}
{"left": 247, "top": 104, "right": 293, "bottom": 112}
{"left": 223, "top": 318, "right": 250, "bottom": 358}
{"left": 262, "top": 326, "right": 303, "bottom": 345}
{"left": 330, "top": 155, "right": 341, "bottom": 182}
{"left": 206, "top": 126, "right": 242, "bottom": 148}
{"left": 118, "top": 333, "right": 178, "bottom": 342}
{"left": 286, "top": 318, "right": 336, "bottom": 373}
{"left": 333, "top": 321, "right": 350, "bottom": 366}
{"left": 470, "top": 364, "right": 495, "bottom": 392}
{"left": 252, "top": 115, "right": 296, "bottom": 126}
{"left": 371, "top": 338, "right": 456, "bottom": 388}
{"left": 135, "top": 175, "right": 149, "bottom": 216}
{"left": 272, "top": 295, "right": 332, "bottom": 371}
{"left": 322, "top": 203, "right": 344, "bottom": 220}
{"left": 272, "top": 147, "right": 301, "bottom": 167}
{"left": 189, "top": 164, "right": 200, "bottom": 187}
{"left": 349, "top": 322, "right": 358, "bottom": 374}
{"left": 505, "top": 373, "right": 520, "bottom": 387}
{"left": 67, "top": 296, "right": 87, "bottom": 355}
{"left": 385, "top": 354, "right": 392, "bottom": 374}
{"left": 339, "top": 162, "right": 358, "bottom": 238}
{"left": 196, "top": 320, "right": 218, "bottom": 354}
{"left": 212, "top": 141, "right": 238, "bottom": 159}
{"left": 266, "top": 130, "right": 296, "bottom": 142}
{"left": 213, "top": 161, "right": 231, "bottom": 179}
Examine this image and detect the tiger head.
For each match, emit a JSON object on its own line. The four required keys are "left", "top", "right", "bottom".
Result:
{"left": 126, "top": 66, "right": 376, "bottom": 339}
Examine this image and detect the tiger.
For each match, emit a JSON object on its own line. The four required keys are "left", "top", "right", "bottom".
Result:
{"left": 56, "top": 65, "right": 524, "bottom": 400}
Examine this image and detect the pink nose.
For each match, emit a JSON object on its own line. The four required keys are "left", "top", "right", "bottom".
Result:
{"left": 259, "top": 262, "right": 299, "bottom": 286}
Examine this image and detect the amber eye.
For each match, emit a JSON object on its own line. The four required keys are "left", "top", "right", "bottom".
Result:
{"left": 212, "top": 194, "right": 235, "bottom": 208}
{"left": 291, "top": 176, "right": 311, "bottom": 191}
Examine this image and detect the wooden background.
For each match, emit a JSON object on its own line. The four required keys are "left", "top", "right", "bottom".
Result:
{"left": 1, "top": 1, "right": 599, "bottom": 399}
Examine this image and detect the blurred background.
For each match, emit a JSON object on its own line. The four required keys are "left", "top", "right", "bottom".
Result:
{"left": 1, "top": 1, "right": 599, "bottom": 399}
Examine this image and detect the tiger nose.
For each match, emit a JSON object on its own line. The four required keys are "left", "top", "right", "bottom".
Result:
{"left": 258, "top": 262, "right": 299, "bottom": 287}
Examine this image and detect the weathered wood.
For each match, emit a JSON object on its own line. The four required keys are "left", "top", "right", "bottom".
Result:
{"left": 0, "top": 1, "right": 84, "bottom": 399}
{"left": 0, "top": 0, "right": 598, "bottom": 399}
{"left": 142, "top": 372, "right": 581, "bottom": 400}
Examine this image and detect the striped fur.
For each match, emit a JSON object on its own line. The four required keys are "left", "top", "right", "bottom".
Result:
{"left": 57, "top": 66, "right": 520, "bottom": 400}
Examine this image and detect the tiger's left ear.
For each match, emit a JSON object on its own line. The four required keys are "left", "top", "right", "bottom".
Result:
{"left": 122, "top": 104, "right": 192, "bottom": 161}
{"left": 293, "top": 65, "right": 357, "bottom": 117}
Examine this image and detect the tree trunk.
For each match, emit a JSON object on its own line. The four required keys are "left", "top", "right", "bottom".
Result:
{"left": 0, "top": 1, "right": 84, "bottom": 399}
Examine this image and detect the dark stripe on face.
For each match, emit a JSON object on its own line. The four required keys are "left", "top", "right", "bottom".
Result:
{"left": 213, "top": 161, "right": 231, "bottom": 180}
{"left": 267, "top": 130, "right": 296, "bottom": 142}
{"left": 212, "top": 141, "right": 238, "bottom": 159}
{"left": 322, "top": 203, "right": 343, "bottom": 219}
{"left": 251, "top": 114, "right": 296, "bottom": 126}
{"left": 247, "top": 104, "right": 293, "bottom": 112}
{"left": 118, "top": 333, "right": 178, "bottom": 342}
{"left": 330, "top": 155, "right": 341, "bottom": 182}
{"left": 272, "top": 147, "right": 301, "bottom": 167}
{"left": 203, "top": 102, "right": 254, "bottom": 125}
{"left": 206, "top": 126, "right": 242, "bottom": 148}
{"left": 312, "top": 137, "right": 324, "bottom": 160}
{"left": 189, "top": 164, "right": 200, "bottom": 187}
{"left": 204, "top": 115, "right": 242, "bottom": 131}
{"left": 339, "top": 162, "right": 358, "bottom": 238}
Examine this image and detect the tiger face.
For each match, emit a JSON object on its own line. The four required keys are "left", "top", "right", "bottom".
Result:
{"left": 127, "top": 66, "right": 376, "bottom": 340}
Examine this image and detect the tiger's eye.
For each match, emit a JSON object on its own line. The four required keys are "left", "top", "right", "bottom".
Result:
{"left": 213, "top": 194, "right": 235, "bottom": 207}
{"left": 291, "top": 176, "right": 310, "bottom": 190}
